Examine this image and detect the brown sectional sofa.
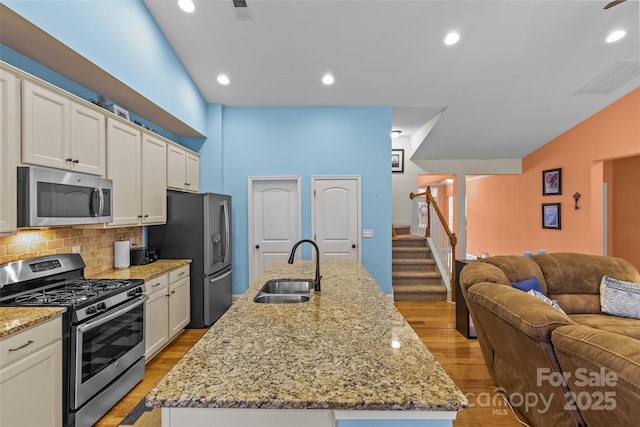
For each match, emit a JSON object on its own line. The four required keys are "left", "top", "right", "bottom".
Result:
{"left": 459, "top": 253, "right": 640, "bottom": 427}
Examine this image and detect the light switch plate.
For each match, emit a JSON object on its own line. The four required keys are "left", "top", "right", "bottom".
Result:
{"left": 363, "top": 229, "right": 374, "bottom": 238}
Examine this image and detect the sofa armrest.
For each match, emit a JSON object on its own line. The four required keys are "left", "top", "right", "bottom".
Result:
{"left": 466, "top": 282, "right": 573, "bottom": 342}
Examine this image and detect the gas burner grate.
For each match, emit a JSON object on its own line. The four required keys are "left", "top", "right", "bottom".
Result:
{"left": 15, "top": 289, "right": 96, "bottom": 305}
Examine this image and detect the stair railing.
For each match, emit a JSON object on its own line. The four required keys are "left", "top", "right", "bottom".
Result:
{"left": 410, "top": 188, "right": 458, "bottom": 301}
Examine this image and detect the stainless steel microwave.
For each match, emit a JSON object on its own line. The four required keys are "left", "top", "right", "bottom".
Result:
{"left": 17, "top": 166, "right": 113, "bottom": 227}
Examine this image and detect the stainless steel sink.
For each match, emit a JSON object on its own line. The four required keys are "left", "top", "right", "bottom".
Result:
{"left": 253, "top": 279, "right": 311, "bottom": 304}
{"left": 254, "top": 294, "right": 310, "bottom": 304}
{"left": 260, "top": 279, "right": 311, "bottom": 294}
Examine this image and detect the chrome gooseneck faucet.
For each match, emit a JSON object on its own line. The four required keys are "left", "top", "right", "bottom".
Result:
{"left": 288, "top": 239, "right": 322, "bottom": 292}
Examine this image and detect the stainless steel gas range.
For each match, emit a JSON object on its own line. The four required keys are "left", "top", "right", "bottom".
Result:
{"left": 0, "top": 254, "right": 147, "bottom": 427}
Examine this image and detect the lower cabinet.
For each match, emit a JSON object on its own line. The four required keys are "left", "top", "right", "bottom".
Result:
{"left": 0, "top": 316, "right": 63, "bottom": 427}
{"left": 145, "top": 265, "right": 191, "bottom": 361}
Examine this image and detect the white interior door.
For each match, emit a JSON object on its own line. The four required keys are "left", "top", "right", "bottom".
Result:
{"left": 312, "top": 177, "right": 360, "bottom": 261}
{"left": 249, "top": 177, "right": 301, "bottom": 283}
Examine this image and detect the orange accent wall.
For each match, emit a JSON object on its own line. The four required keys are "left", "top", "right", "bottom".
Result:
{"left": 467, "top": 88, "right": 640, "bottom": 268}
{"left": 611, "top": 155, "right": 640, "bottom": 269}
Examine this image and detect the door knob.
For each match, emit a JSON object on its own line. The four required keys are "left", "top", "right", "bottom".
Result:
{"left": 352, "top": 244, "right": 356, "bottom": 248}
{"left": 255, "top": 245, "right": 260, "bottom": 249}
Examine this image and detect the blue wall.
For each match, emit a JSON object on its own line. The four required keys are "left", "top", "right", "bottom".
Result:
{"left": 3, "top": 0, "right": 207, "bottom": 136}
{"left": 204, "top": 106, "right": 393, "bottom": 294}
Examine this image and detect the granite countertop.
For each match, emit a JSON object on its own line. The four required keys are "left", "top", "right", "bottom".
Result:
{"left": 146, "top": 260, "right": 467, "bottom": 412}
{"left": 88, "top": 259, "right": 191, "bottom": 281}
{"left": 0, "top": 307, "right": 65, "bottom": 338}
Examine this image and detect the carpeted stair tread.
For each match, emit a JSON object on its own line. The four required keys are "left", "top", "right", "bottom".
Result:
{"left": 392, "top": 247, "right": 431, "bottom": 253}
{"left": 392, "top": 271, "right": 441, "bottom": 279}
{"left": 393, "top": 258, "right": 436, "bottom": 265}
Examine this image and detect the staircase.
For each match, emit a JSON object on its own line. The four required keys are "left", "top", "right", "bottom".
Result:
{"left": 392, "top": 225, "right": 447, "bottom": 301}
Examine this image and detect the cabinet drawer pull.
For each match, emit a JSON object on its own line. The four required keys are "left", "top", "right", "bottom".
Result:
{"left": 152, "top": 282, "right": 161, "bottom": 287}
{"left": 184, "top": 182, "right": 190, "bottom": 186}
{"left": 9, "top": 340, "right": 34, "bottom": 352}
{"left": 178, "top": 272, "right": 185, "bottom": 276}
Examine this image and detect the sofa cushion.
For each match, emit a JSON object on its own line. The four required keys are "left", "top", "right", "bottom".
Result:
{"left": 551, "top": 325, "right": 640, "bottom": 427}
{"left": 569, "top": 314, "right": 640, "bottom": 340}
{"left": 533, "top": 253, "right": 640, "bottom": 314}
{"left": 600, "top": 276, "right": 640, "bottom": 319}
{"left": 476, "top": 255, "right": 547, "bottom": 292}
{"left": 512, "top": 276, "right": 544, "bottom": 293}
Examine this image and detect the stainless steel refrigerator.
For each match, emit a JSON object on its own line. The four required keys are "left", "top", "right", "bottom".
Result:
{"left": 148, "top": 190, "right": 232, "bottom": 328}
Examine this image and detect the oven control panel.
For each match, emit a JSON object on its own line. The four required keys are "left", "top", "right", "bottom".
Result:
{"left": 29, "top": 259, "right": 62, "bottom": 272}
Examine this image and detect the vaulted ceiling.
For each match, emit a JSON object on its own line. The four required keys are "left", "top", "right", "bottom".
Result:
{"left": 144, "top": 0, "right": 640, "bottom": 159}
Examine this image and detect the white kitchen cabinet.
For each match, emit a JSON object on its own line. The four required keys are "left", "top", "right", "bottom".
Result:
{"left": 107, "top": 117, "right": 141, "bottom": 226}
{"left": 0, "top": 317, "right": 63, "bottom": 427}
{"left": 106, "top": 118, "right": 166, "bottom": 227}
{"left": 185, "top": 151, "right": 200, "bottom": 192}
{"left": 167, "top": 143, "right": 199, "bottom": 192}
{"left": 0, "top": 66, "right": 19, "bottom": 235}
{"left": 144, "top": 274, "right": 169, "bottom": 360}
{"left": 144, "top": 265, "right": 191, "bottom": 361}
{"left": 142, "top": 133, "right": 167, "bottom": 224}
{"left": 22, "top": 79, "right": 105, "bottom": 176}
{"left": 168, "top": 266, "right": 191, "bottom": 338}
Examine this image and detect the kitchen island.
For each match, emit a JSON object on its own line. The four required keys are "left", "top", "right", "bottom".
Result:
{"left": 146, "top": 260, "right": 467, "bottom": 427}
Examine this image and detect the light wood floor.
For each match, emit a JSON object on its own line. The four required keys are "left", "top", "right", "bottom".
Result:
{"left": 95, "top": 301, "right": 524, "bottom": 427}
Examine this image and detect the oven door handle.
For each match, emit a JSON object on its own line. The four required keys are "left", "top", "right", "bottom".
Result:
{"left": 78, "top": 296, "right": 147, "bottom": 333}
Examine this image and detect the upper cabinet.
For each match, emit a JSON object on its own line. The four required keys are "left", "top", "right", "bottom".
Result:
{"left": 167, "top": 143, "right": 199, "bottom": 193}
{"left": 106, "top": 118, "right": 166, "bottom": 227}
{"left": 22, "top": 80, "right": 105, "bottom": 176}
{"left": 0, "top": 67, "right": 19, "bottom": 235}
{"left": 141, "top": 133, "right": 167, "bottom": 224}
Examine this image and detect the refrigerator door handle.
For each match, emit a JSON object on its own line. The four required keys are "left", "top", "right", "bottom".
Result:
{"left": 210, "top": 269, "right": 232, "bottom": 283}
{"left": 222, "top": 199, "right": 230, "bottom": 264}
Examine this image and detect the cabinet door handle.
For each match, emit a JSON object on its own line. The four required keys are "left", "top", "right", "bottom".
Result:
{"left": 9, "top": 340, "right": 34, "bottom": 352}
{"left": 73, "top": 159, "right": 79, "bottom": 164}
{"left": 144, "top": 214, "right": 149, "bottom": 218}
{"left": 184, "top": 182, "right": 190, "bottom": 186}
{"left": 65, "top": 158, "right": 73, "bottom": 162}
{"left": 171, "top": 290, "right": 175, "bottom": 294}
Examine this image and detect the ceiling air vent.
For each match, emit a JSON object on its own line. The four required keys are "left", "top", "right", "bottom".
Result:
{"left": 574, "top": 60, "right": 640, "bottom": 95}
{"left": 232, "top": 0, "right": 252, "bottom": 20}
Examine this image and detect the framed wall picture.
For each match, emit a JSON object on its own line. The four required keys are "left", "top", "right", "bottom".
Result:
{"left": 392, "top": 149, "right": 404, "bottom": 173}
{"left": 542, "top": 203, "right": 561, "bottom": 229}
{"left": 113, "top": 104, "right": 130, "bottom": 121}
{"left": 542, "top": 168, "right": 562, "bottom": 195}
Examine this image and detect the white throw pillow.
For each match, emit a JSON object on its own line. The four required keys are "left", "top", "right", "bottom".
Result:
{"left": 527, "top": 289, "right": 568, "bottom": 316}
{"left": 600, "top": 276, "right": 640, "bottom": 319}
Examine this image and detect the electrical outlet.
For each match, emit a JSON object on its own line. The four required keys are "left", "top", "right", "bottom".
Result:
{"left": 72, "top": 246, "right": 80, "bottom": 253}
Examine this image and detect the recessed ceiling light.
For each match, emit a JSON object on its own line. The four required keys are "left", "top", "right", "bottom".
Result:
{"left": 444, "top": 31, "right": 460, "bottom": 46}
{"left": 322, "top": 73, "right": 335, "bottom": 85}
{"left": 178, "top": 0, "right": 196, "bottom": 13}
{"left": 606, "top": 30, "right": 626, "bottom": 43}
{"left": 391, "top": 130, "right": 402, "bottom": 138}
{"left": 217, "top": 74, "right": 230, "bottom": 85}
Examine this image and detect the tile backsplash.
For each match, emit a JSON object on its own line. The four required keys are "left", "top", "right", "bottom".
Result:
{"left": 0, "top": 227, "right": 142, "bottom": 276}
